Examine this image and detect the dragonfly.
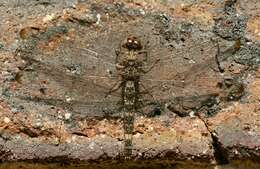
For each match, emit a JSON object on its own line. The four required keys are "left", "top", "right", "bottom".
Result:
{"left": 2, "top": 13, "right": 243, "bottom": 158}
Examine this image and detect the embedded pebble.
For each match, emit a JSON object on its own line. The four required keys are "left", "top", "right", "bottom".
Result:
{"left": 4, "top": 117, "right": 10, "bottom": 124}
{"left": 64, "top": 113, "right": 72, "bottom": 120}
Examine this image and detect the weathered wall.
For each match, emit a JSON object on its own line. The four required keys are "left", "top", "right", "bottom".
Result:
{"left": 0, "top": 0, "right": 259, "bottom": 168}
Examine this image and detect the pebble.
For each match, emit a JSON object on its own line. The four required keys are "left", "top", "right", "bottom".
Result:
{"left": 189, "top": 111, "right": 195, "bottom": 118}
{"left": 65, "top": 95, "right": 72, "bottom": 102}
{"left": 96, "top": 13, "right": 101, "bottom": 24}
{"left": 134, "top": 133, "right": 141, "bottom": 138}
{"left": 64, "top": 113, "right": 71, "bottom": 120}
{"left": 4, "top": 117, "right": 10, "bottom": 123}
{"left": 203, "top": 149, "right": 208, "bottom": 154}
{"left": 189, "top": 59, "right": 196, "bottom": 64}
{"left": 35, "top": 122, "right": 42, "bottom": 128}
{"left": 234, "top": 149, "right": 239, "bottom": 155}
{"left": 57, "top": 115, "right": 63, "bottom": 119}
{"left": 71, "top": 135, "right": 77, "bottom": 142}
{"left": 139, "top": 9, "right": 145, "bottom": 15}
{"left": 89, "top": 141, "right": 96, "bottom": 150}
{"left": 53, "top": 137, "right": 59, "bottom": 145}
{"left": 43, "top": 13, "right": 55, "bottom": 23}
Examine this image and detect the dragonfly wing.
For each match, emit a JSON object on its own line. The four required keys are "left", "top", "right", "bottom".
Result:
{"left": 8, "top": 93, "right": 121, "bottom": 119}
{"left": 5, "top": 25, "right": 126, "bottom": 119}
{"left": 135, "top": 26, "right": 242, "bottom": 117}
{"left": 6, "top": 12, "right": 241, "bottom": 120}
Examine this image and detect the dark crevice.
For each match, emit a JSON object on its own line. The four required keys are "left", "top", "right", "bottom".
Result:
{"left": 210, "top": 131, "right": 229, "bottom": 164}
{"left": 197, "top": 115, "right": 229, "bottom": 165}
{"left": 71, "top": 132, "right": 89, "bottom": 137}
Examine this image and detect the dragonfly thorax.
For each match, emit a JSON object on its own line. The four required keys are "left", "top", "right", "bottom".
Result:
{"left": 126, "top": 50, "right": 137, "bottom": 62}
{"left": 123, "top": 65, "right": 140, "bottom": 80}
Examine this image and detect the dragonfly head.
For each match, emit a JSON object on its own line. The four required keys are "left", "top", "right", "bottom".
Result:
{"left": 123, "top": 36, "right": 142, "bottom": 51}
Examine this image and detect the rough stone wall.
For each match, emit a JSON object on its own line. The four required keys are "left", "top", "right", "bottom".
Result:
{"left": 0, "top": 0, "right": 259, "bottom": 168}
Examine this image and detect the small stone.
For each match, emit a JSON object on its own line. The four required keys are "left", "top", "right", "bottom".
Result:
{"left": 203, "top": 149, "right": 208, "bottom": 154}
{"left": 35, "top": 122, "right": 42, "bottom": 128}
{"left": 134, "top": 133, "right": 141, "bottom": 138}
{"left": 89, "top": 141, "right": 96, "bottom": 150}
{"left": 65, "top": 95, "right": 72, "bottom": 102}
{"left": 106, "top": 69, "right": 113, "bottom": 77}
{"left": 189, "top": 111, "right": 195, "bottom": 118}
{"left": 64, "top": 113, "right": 71, "bottom": 120}
{"left": 71, "top": 135, "right": 77, "bottom": 142}
{"left": 43, "top": 13, "right": 55, "bottom": 23}
{"left": 139, "top": 9, "right": 145, "bottom": 15}
{"left": 53, "top": 137, "right": 60, "bottom": 145}
{"left": 58, "top": 115, "right": 63, "bottom": 119}
{"left": 189, "top": 59, "right": 196, "bottom": 64}
{"left": 193, "top": 123, "right": 198, "bottom": 127}
{"left": 4, "top": 117, "right": 10, "bottom": 123}
{"left": 96, "top": 13, "right": 101, "bottom": 24}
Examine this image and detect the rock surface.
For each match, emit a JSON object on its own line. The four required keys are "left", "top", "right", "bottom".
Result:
{"left": 0, "top": 0, "right": 259, "bottom": 168}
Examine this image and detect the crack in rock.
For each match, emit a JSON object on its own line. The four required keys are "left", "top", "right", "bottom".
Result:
{"left": 197, "top": 115, "right": 229, "bottom": 165}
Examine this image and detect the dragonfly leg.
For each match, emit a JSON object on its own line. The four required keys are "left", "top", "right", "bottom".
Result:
{"left": 139, "top": 83, "right": 157, "bottom": 101}
{"left": 105, "top": 80, "right": 123, "bottom": 97}
{"left": 142, "top": 58, "right": 160, "bottom": 74}
{"left": 138, "top": 50, "right": 148, "bottom": 62}
{"left": 115, "top": 40, "right": 124, "bottom": 63}
{"left": 115, "top": 49, "right": 121, "bottom": 63}
{"left": 137, "top": 108, "right": 145, "bottom": 116}
{"left": 115, "top": 47, "right": 125, "bottom": 70}
{"left": 140, "top": 34, "right": 151, "bottom": 62}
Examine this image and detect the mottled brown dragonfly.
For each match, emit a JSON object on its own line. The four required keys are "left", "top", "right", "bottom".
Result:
{"left": 3, "top": 15, "right": 240, "bottom": 134}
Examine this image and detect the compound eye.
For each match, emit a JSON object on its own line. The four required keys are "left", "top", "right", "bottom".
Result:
{"left": 128, "top": 39, "right": 132, "bottom": 43}
{"left": 134, "top": 40, "right": 138, "bottom": 44}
